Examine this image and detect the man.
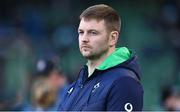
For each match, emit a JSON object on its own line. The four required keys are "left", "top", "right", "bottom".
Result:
{"left": 58, "top": 4, "right": 143, "bottom": 111}
{"left": 161, "top": 85, "right": 180, "bottom": 111}
{"left": 35, "top": 60, "right": 68, "bottom": 110}
{"left": 22, "top": 59, "right": 68, "bottom": 111}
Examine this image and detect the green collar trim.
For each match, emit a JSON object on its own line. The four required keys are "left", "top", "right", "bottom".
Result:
{"left": 97, "top": 47, "right": 131, "bottom": 70}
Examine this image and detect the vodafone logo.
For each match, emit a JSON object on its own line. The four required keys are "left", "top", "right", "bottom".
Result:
{"left": 124, "top": 103, "right": 133, "bottom": 112}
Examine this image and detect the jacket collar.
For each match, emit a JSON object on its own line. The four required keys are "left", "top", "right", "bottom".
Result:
{"left": 97, "top": 47, "right": 131, "bottom": 70}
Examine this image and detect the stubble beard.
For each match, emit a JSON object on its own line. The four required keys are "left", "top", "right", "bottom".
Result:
{"left": 81, "top": 47, "right": 109, "bottom": 61}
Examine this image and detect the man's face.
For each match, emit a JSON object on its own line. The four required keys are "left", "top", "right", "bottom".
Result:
{"left": 78, "top": 18, "right": 110, "bottom": 60}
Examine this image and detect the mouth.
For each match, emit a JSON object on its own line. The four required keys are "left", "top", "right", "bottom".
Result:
{"left": 81, "top": 45, "right": 91, "bottom": 49}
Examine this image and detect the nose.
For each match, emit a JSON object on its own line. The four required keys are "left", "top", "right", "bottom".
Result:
{"left": 80, "top": 33, "right": 89, "bottom": 43}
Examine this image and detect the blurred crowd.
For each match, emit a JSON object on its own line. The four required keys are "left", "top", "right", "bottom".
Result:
{"left": 0, "top": 0, "right": 180, "bottom": 110}
{"left": 158, "top": 1, "right": 180, "bottom": 109}
{"left": 0, "top": 0, "right": 79, "bottom": 110}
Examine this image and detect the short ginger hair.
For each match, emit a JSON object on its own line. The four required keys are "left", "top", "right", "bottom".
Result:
{"left": 80, "top": 4, "right": 121, "bottom": 33}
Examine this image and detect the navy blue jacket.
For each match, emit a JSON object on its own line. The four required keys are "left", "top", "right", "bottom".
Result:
{"left": 58, "top": 48, "right": 143, "bottom": 111}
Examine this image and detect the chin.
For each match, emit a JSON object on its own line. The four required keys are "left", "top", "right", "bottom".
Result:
{"left": 81, "top": 50, "right": 89, "bottom": 55}
{"left": 81, "top": 53, "right": 91, "bottom": 58}
{"left": 82, "top": 53, "right": 91, "bottom": 58}
{"left": 83, "top": 54, "right": 98, "bottom": 60}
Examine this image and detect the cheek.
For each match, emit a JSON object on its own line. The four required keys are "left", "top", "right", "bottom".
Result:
{"left": 90, "top": 41, "right": 108, "bottom": 55}
{"left": 93, "top": 38, "right": 109, "bottom": 49}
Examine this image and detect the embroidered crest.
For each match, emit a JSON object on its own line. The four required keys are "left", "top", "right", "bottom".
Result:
{"left": 92, "top": 82, "right": 100, "bottom": 93}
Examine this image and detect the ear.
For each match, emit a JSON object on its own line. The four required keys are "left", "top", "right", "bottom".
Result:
{"left": 109, "top": 31, "right": 119, "bottom": 47}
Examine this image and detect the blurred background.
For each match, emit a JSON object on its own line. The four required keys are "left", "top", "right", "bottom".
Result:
{"left": 0, "top": 0, "right": 180, "bottom": 110}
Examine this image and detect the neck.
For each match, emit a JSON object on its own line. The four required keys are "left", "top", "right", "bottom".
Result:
{"left": 87, "top": 47, "right": 115, "bottom": 76}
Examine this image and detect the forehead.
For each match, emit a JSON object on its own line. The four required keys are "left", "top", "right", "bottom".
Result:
{"left": 78, "top": 18, "right": 106, "bottom": 30}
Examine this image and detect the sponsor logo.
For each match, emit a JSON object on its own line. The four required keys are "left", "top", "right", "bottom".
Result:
{"left": 124, "top": 103, "right": 133, "bottom": 112}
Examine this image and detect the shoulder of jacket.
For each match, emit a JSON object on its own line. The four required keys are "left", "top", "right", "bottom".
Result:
{"left": 101, "top": 67, "right": 140, "bottom": 83}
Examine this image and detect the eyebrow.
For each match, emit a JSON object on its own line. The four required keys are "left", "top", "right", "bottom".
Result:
{"left": 78, "top": 29, "right": 98, "bottom": 32}
{"left": 87, "top": 29, "right": 99, "bottom": 34}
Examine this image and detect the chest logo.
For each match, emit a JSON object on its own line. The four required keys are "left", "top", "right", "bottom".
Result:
{"left": 92, "top": 82, "right": 100, "bottom": 93}
{"left": 124, "top": 103, "right": 133, "bottom": 112}
{"left": 68, "top": 87, "right": 74, "bottom": 94}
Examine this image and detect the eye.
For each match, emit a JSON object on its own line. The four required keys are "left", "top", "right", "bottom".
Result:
{"left": 89, "top": 31, "right": 98, "bottom": 35}
{"left": 78, "top": 30, "right": 84, "bottom": 35}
